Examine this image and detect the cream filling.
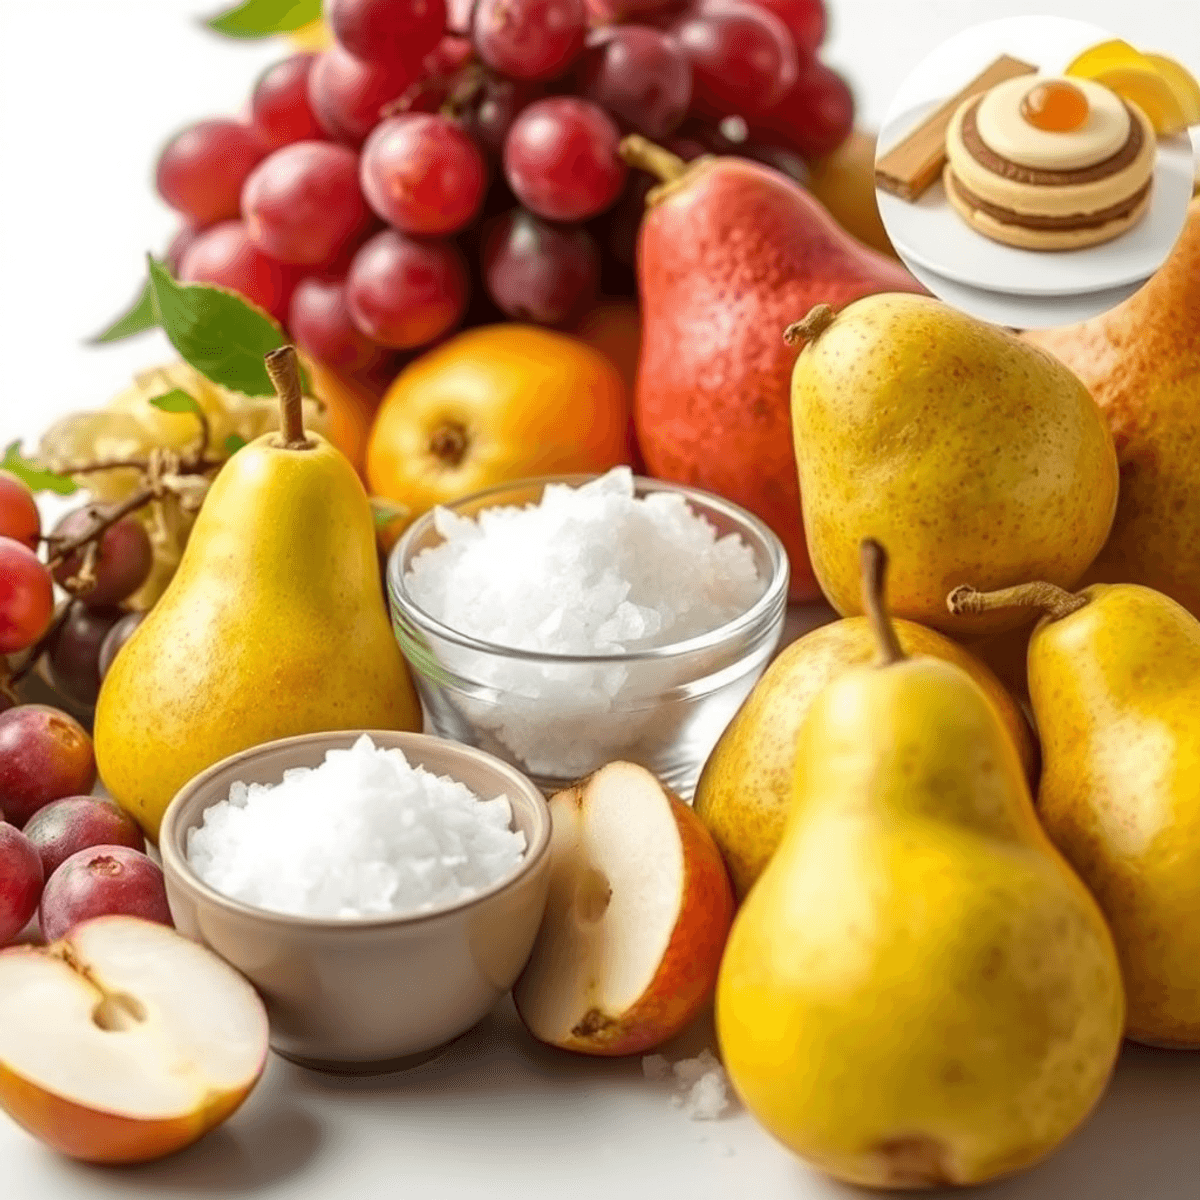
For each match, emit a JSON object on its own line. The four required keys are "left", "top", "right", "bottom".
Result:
{"left": 976, "top": 76, "right": 1129, "bottom": 170}
{"left": 946, "top": 99, "right": 1156, "bottom": 218}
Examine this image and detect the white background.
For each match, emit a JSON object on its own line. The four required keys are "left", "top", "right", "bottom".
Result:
{"left": 2, "top": 3, "right": 1200, "bottom": 1199}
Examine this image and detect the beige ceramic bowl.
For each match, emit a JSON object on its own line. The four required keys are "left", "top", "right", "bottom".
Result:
{"left": 159, "top": 730, "right": 552, "bottom": 1074}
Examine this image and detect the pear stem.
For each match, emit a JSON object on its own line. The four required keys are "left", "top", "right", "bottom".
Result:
{"left": 618, "top": 135, "right": 688, "bottom": 183}
{"left": 947, "top": 582, "right": 1090, "bottom": 623}
{"left": 783, "top": 304, "right": 837, "bottom": 347}
{"left": 861, "top": 539, "right": 906, "bottom": 666}
{"left": 265, "top": 346, "right": 311, "bottom": 450}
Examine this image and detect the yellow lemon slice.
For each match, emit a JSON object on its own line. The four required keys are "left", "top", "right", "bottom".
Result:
{"left": 287, "top": 17, "right": 332, "bottom": 52}
{"left": 1087, "top": 66, "right": 1188, "bottom": 135}
{"left": 1144, "top": 53, "right": 1200, "bottom": 127}
{"left": 1065, "top": 39, "right": 1154, "bottom": 78}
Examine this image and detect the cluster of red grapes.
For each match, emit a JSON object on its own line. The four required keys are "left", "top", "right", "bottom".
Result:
{"left": 0, "top": 472, "right": 148, "bottom": 711}
{"left": 0, "top": 705, "right": 171, "bottom": 947}
{"left": 156, "top": 0, "right": 848, "bottom": 374}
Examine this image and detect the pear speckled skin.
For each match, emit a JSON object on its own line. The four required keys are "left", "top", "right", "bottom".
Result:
{"left": 1030, "top": 583, "right": 1200, "bottom": 1048}
{"left": 790, "top": 294, "right": 1119, "bottom": 637}
{"left": 1025, "top": 198, "right": 1200, "bottom": 617}
{"left": 634, "top": 155, "right": 924, "bottom": 601}
{"left": 717, "top": 657, "right": 1125, "bottom": 1189}
{"left": 694, "top": 616, "right": 1037, "bottom": 899}
{"left": 94, "top": 429, "right": 421, "bottom": 842}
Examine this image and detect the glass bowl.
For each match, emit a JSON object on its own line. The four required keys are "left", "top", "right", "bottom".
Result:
{"left": 386, "top": 475, "right": 789, "bottom": 799}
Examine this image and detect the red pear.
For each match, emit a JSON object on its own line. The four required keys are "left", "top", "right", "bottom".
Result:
{"left": 623, "top": 137, "right": 924, "bottom": 599}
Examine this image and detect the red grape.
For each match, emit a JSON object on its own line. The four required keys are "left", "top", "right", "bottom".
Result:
{"left": 346, "top": 229, "right": 469, "bottom": 348}
{"left": 578, "top": 25, "right": 692, "bottom": 139}
{"left": 666, "top": 3, "right": 798, "bottom": 119}
{"left": 0, "top": 472, "right": 39, "bottom": 551}
{"left": 503, "top": 97, "right": 626, "bottom": 221}
{"left": 98, "top": 611, "right": 144, "bottom": 680}
{"left": 40, "top": 846, "right": 172, "bottom": 943}
{"left": 458, "top": 75, "right": 544, "bottom": 158}
{"left": 750, "top": 57, "right": 852, "bottom": 158}
{"left": 308, "top": 43, "right": 421, "bottom": 146}
{"left": 361, "top": 114, "right": 487, "bottom": 236}
{"left": 45, "top": 604, "right": 126, "bottom": 708}
{"left": 242, "top": 141, "right": 373, "bottom": 267}
{"left": 0, "top": 824, "right": 42, "bottom": 946}
{"left": 741, "top": 0, "right": 824, "bottom": 54}
{"left": 179, "top": 220, "right": 299, "bottom": 320}
{"left": 472, "top": 0, "right": 588, "bottom": 82}
{"left": 0, "top": 538, "right": 53, "bottom": 655}
{"left": 588, "top": 0, "right": 678, "bottom": 16}
{"left": 327, "top": 0, "right": 446, "bottom": 66}
{"left": 484, "top": 209, "right": 599, "bottom": 325}
{"left": 424, "top": 33, "right": 475, "bottom": 76}
{"left": 251, "top": 54, "right": 325, "bottom": 148}
{"left": 22, "top": 797, "right": 145, "bottom": 881}
{"left": 155, "top": 118, "right": 267, "bottom": 227}
{"left": 289, "top": 276, "right": 384, "bottom": 372}
{"left": 50, "top": 509, "right": 153, "bottom": 609}
{"left": 165, "top": 226, "right": 201, "bottom": 274}
{"left": 0, "top": 706, "right": 96, "bottom": 828}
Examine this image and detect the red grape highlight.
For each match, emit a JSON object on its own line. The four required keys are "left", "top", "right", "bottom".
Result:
{"left": 472, "top": 0, "right": 588, "bottom": 82}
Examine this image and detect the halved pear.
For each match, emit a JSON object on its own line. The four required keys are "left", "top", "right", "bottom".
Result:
{"left": 513, "top": 762, "right": 734, "bottom": 1056}
{"left": 0, "top": 915, "right": 269, "bottom": 1164}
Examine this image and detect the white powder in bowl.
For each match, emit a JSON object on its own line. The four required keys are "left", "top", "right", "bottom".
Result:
{"left": 402, "top": 468, "right": 766, "bottom": 779}
{"left": 186, "top": 735, "right": 526, "bottom": 919}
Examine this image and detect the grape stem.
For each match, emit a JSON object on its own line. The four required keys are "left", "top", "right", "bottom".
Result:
{"left": 45, "top": 486, "right": 160, "bottom": 574}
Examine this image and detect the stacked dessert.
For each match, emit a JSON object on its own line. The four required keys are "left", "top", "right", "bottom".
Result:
{"left": 944, "top": 75, "right": 1156, "bottom": 250}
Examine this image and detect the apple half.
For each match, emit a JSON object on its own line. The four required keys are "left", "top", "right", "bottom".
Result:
{"left": 0, "top": 915, "right": 269, "bottom": 1164}
{"left": 514, "top": 761, "right": 735, "bottom": 1055}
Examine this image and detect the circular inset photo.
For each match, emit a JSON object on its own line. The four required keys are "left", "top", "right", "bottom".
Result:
{"left": 874, "top": 16, "right": 1199, "bottom": 327}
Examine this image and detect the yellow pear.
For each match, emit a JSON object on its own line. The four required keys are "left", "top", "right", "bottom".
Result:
{"left": 718, "top": 542, "right": 1124, "bottom": 1190}
{"left": 1024, "top": 198, "right": 1200, "bottom": 617}
{"left": 694, "top": 616, "right": 1036, "bottom": 900}
{"left": 787, "top": 294, "right": 1119, "bottom": 637}
{"left": 94, "top": 348, "right": 421, "bottom": 841}
{"left": 951, "top": 578, "right": 1200, "bottom": 1048}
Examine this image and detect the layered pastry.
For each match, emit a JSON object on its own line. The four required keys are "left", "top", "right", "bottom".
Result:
{"left": 944, "top": 74, "right": 1156, "bottom": 250}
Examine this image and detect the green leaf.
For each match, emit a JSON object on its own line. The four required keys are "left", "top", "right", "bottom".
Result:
{"left": 149, "top": 389, "right": 202, "bottom": 416}
{"left": 224, "top": 433, "right": 248, "bottom": 455}
{"left": 204, "top": 0, "right": 322, "bottom": 37}
{"left": 370, "top": 497, "right": 410, "bottom": 529}
{"left": 2, "top": 442, "right": 79, "bottom": 496}
{"left": 147, "top": 256, "right": 285, "bottom": 397}
{"left": 88, "top": 279, "right": 158, "bottom": 344}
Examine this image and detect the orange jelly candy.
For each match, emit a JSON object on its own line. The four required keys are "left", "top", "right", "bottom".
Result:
{"left": 1020, "top": 80, "right": 1091, "bottom": 131}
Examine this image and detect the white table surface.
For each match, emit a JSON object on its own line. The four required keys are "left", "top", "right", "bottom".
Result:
{"left": 3, "top": 2, "right": 1200, "bottom": 1197}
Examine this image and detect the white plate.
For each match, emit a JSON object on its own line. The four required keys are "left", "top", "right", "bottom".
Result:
{"left": 876, "top": 102, "right": 1195, "bottom": 299}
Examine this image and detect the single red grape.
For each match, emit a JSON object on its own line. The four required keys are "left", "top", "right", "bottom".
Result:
{"left": 578, "top": 25, "right": 692, "bottom": 139}
{"left": 458, "top": 75, "right": 544, "bottom": 158}
{"left": 503, "top": 97, "right": 626, "bottom": 222}
{"left": 22, "top": 797, "right": 145, "bottom": 881}
{"left": 179, "top": 220, "right": 300, "bottom": 321}
{"left": 40, "top": 846, "right": 172, "bottom": 943}
{"left": 165, "top": 226, "right": 201, "bottom": 275}
{"left": 0, "top": 824, "right": 42, "bottom": 946}
{"left": 0, "top": 538, "right": 53, "bottom": 655}
{"left": 50, "top": 509, "right": 153, "bottom": 609}
{"left": 666, "top": 2, "right": 798, "bottom": 119}
{"left": 346, "top": 230, "right": 469, "bottom": 349}
{"left": 308, "top": 43, "right": 421, "bottom": 146}
{"left": 45, "top": 604, "right": 127, "bottom": 708}
{"left": 484, "top": 209, "right": 599, "bottom": 325}
{"left": 360, "top": 114, "right": 487, "bottom": 236}
{"left": 472, "top": 0, "right": 587, "bottom": 82}
{"left": 0, "top": 706, "right": 96, "bottom": 829}
{"left": 750, "top": 57, "right": 852, "bottom": 158}
{"left": 327, "top": 0, "right": 446, "bottom": 66}
{"left": 155, "top": 118, "right": 267, "bottom": 227}
{"left": 251, "top": 54, "right": 325, "bottom": 148}
{"left": 740, "top": 0, "right": 824, "bottom": 54}
{"left": 289, "top": 276, "right": 384, "bottom": 372}
{"left": 0, "top": 472, "right": 39, "bottom": 551}
{"left": 242, "top": 141, "right": 373, "bottom": 267}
